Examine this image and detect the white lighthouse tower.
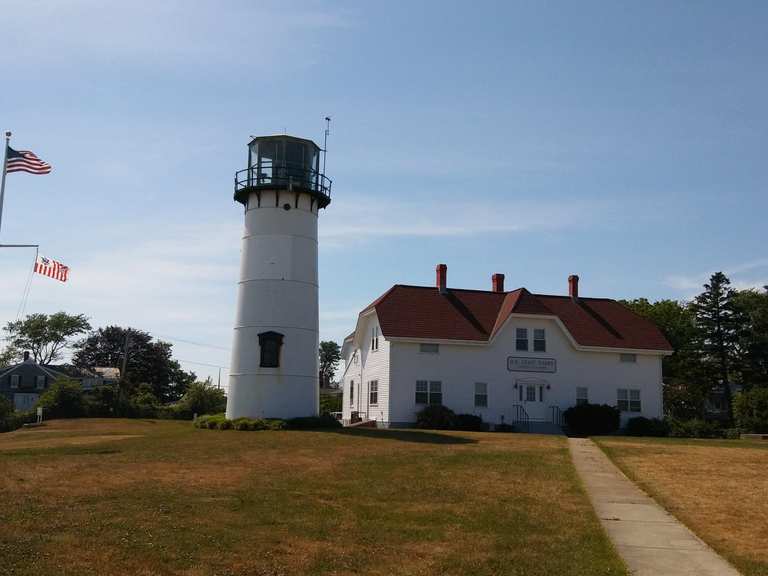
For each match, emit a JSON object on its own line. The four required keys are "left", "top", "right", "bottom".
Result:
{"left": 226, "top": 135, "right": 331, "bottom": 419}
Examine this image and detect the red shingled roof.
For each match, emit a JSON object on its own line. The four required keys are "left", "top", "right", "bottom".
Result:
{"left": 362, "top": 285, "right": 672, "bottom": 352}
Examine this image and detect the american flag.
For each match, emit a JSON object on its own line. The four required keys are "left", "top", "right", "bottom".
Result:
{"left": 34, "top": 255, "right": 69, "bottom": 283}
{"left": 5, "top": 146, "right": 52, "bottom": 174}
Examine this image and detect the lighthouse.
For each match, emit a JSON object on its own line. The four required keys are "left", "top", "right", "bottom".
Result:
{"left": 226, "top": 135, "right": 331, "bottom": 419}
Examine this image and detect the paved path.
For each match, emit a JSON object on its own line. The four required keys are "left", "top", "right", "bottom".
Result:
{"left": 568, "top": 437, "right": 741, "bottom": 576}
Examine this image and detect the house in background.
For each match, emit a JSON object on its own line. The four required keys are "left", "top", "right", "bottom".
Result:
{"left": 0, "top": 352, "right": 117, "bottom": 412}
{"left": 341, "top": 265, "right": 672, "bottom": 431}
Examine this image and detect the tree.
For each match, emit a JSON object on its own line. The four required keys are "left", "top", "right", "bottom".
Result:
{"left": 36, "top": 379, "right": 86, "bottom": 419}
{"left": 622, "top": 298, "right": 708, "bottom": 418}
{"left": 732, "top": 287, "right": 768, "bottom": 388}
{"left": 0, "top": 346, "right": 15, "bottom": 368}
{"left": 3, "top": 312, "right": 91, "bottom": 364}
{"left": 691, "top": 272, "right": 742, "bottom": 389}
{"left": 177, "top": 380, "right": 227, "bottom": 416}
{"left": 73, "top": 326, "right": 196, "bottom": 403}
{"left": 319, "top": 340, "right": 341, "bottom": 388}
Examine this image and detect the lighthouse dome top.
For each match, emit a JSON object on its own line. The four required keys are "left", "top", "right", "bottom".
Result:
{"left": 234, "top": 134, "right": 331, "bottom": 208}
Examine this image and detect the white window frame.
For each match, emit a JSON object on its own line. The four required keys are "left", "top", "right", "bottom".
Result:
{"left": 369, "top": 380, "right": 378, "bottom": 406}
{"left": 415, "top": 380, "right": 442, "bottom": 405}
{"left": 533, "top": 328, "right": 546, "bottom": 352}
{"left": 474, "top": 382, "right": 488, "bottom": 408}
{"left": 371, "top": 326, "right": 380, "bottom": 351}
{"left": 10, "top": 374, "right": 20, "bottom": 389}
{"left": 35, "top": 375, "right": 45, "bottom": 390}
{"left": 349, "top": 380, "right": 355, "bottom": 406}
{"left": 617, "top": 388, "right": 642, "bottom": 412}
{"left": 419, "top": 343, "right": 439, "bottom": 354}
{"left": 515, "top": 328, "right": 528, "bottom": 351}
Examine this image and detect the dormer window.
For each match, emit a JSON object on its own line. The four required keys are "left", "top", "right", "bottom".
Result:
{"left": 258, "top": 331, "right": 284, "bottom": 368}
{"left": 533, "top": 329, "right": 546, "bottom": 352}
{"left": 515, "top": 328, "right": 528, "bottom": 351}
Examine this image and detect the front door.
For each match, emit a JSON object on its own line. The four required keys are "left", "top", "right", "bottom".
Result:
{"left": 517, "top": 378, "right": 548, "bottom": 421}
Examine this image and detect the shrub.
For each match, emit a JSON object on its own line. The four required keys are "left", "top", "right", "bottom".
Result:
{"left": 217, "top": 419, "right": 233, "bottom": 430}
{"left": 625, "top": 417, "right": 669, "bottom": 437}
{"left": 563, "top": 403, "right": 620, "bottom": 436}
{"left": 0, "top": 410, "right": 36, "bottom": 433}
{"left": 666, "top": 417, "right": 723, "bottom": 438}
{"left": 0, "top": 395, "right": 12, "bottom": 419}
{"left": 733, "top": 388, "right": 768, "bottom": 434}
{"left": 286, "top": 415, "right": 342, "bottom": 430}
{"left": 415, "top": 405, "right": 457, "bottom": 429}
{"left": 453, "top": 413, "right": 486, "bottom": 431}
{"left": 177, "top": 382, "right": 227, "bottom": 417}
{"left": 319, "top": 392, "right": 342, "bottom": 415}
{"left": 36, "top": 379, "right": 85, "bottom": 419}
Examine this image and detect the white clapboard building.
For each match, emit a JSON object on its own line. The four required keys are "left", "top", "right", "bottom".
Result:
{"left": 341, "top": 265, "right": 672, "bottom": 430}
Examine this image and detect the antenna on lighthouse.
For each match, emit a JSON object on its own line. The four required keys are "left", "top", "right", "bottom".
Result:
{"left": 322, "top": 116, "right": 331, "bottom": 176}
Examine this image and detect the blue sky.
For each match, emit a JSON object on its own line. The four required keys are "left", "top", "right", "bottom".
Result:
{"left": 1, "top": 1, "right": 766, "bottom": 384}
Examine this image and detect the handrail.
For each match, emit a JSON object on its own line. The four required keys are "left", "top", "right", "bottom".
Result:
{"left": 550, "top": 405, "right": 564, "bottom": 427}
{"left": 234, "top": 159, "right": 332, "bottom": 204}
{"left": 510, "top": 404, "right": 530, "bottom": 432}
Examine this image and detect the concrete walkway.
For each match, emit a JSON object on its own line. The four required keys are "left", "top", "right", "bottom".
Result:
{"left": 568, "top": 438, "right": 741, "bottom": 576}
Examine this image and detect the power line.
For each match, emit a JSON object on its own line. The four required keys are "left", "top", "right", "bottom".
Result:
{"left": 176, "top": 358, "right": 229, "bottom": 369}
{"left": 153, "top": 333, "right": 231, "bottom": 352}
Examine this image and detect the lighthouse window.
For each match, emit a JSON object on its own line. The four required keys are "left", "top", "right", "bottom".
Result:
{"left": 258, "top": 331, "right": 284, "bottom": 368}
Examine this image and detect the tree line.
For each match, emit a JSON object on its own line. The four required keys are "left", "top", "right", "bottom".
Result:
{"left": 623, "top": 271, "right": 768, "bottom": 420}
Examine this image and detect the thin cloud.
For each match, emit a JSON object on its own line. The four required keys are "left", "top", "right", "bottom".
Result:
{"left": 664, "top": 259, "right": 768, "bottom": 298}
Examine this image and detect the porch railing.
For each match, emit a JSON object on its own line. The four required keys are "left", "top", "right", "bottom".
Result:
{"left": 510, "top": 404, "right": 530, "bottom": 432}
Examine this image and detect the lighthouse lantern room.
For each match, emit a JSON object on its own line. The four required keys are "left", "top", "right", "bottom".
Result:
{"left": 227, "top": 135, "right": 331, "bottom": 420}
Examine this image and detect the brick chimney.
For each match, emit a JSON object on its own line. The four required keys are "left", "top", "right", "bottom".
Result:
{"left": 23, "top": 351, "right": 31, "bottom": 363}
{"left": 568, "top": 274, "right": 579, "bottom": 299}
{"left": 492, "top": 273, "right": 505, "bottom": 293}
{"left": 436, "top": 263, "right": 447, "bottom": 294}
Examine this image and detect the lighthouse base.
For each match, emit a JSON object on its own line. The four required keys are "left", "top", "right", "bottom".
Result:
{"left": 226, "top": 374, "right": 318, "bottom": 420}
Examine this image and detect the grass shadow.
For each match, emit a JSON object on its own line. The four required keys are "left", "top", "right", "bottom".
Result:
{"left": 333, "top": 427, "right": 477, "bottom": 444}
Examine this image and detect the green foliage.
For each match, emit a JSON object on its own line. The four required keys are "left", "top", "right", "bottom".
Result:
{"left": 35, "top": 379, "right": 85, "bottom": 419}
{"left": 0, "top": 395, "right": 12, "bottom": 419}
{"left": 625, "top": 417, "right": 669, "bottom": 437}
{"left": 73, "top": 326, "right": 196, "bottom": 403}
{"left": 733, "top": 288, "right": 768, "bottom": 388}
{"left": 563, "top": 403, "right": 620, "bottom": 436}
{"left": 176, "top": 380, "right": 226, "bottom": 416}
{"left": 415, "top": 405, "right": 457, "bottom": 429}
{"left": 666, "top": 417, "right": 723, "bottom": 438}
{"left": 3, "top": 312, "right": 91, "bottom": 364}
{"left": 194, "top": 414, "right": 289, "bottom": 431}
{"left": 0, "top": 346, "right": 15, "bottom": 368}
{"left": 0, "top": 410, "right": 36, "bottom": 433}
{"left": 733, "top": 388, "right": 768, "bottom": 433}
{"left": 319, "top": 392, "right": 342, "bottom": 415}
{"left": 319, "top": 340, "right": 341, "bottom": 388}
{"left": 453, "top": 413, "right": 486, "bottom": 431}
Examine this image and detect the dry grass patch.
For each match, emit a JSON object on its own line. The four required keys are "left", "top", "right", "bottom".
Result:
{"left": 0, "top": 419, "right": 626, "bottom": 576}
{"left": 596, "top": 437, "right": 768, "bottom": 576}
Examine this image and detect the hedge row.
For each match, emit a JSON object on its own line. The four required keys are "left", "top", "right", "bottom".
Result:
{"left": 194, "top": 413, "right": 342, "bottom": 431}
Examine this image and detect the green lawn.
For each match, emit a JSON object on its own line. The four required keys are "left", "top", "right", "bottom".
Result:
{"left": 0, "top": 419, "right": 626, "bottom": 576}
{"left": 596, "top": 436, "right": 768, "bottom": 576}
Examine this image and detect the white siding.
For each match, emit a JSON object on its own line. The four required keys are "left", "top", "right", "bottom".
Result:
{"left": 387, "top": 315, "right": 663, "bottom": 426}
{"left": 341, "top": 314, "right": 391, "bottom": 425}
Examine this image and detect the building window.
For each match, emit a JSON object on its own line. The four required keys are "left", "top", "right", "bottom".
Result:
{"left": 416, "top": 380, "right": 428, "bottom": 404}
{"left": 258, "top": 331, "right": 284, "bottom": 368}
{"left": 10, "top": 374, "right": 20, "bottom": 389}
{"left": 474, "top": 382, "right": 488, "bottom": 408}
{"left": 533, "top": 329, "right": 546, "bottom": 352}
{"left": 35, "top": 375, "right": 46, "bottom": 390}
{"left": 416, "top": 380, "right": 442, "bottom": 405}
{"left": 369, "top": 380, "right": 378, "bottom": 405}
{"left": 516, "top": 328, "right": 528, "bottom": 351}
{"left": 617, "top": 388, "right": 641, "bottom": 412}
{"left": 526, "top": 385, "right": 536, "bottom": 402}
{"left": 620, "top": 353, "right": 637, "bottom": 363}
{"left": 576, "top": 387, "right": 588, "bottom": 405}
{"left": 371, "top": 326, "right": 379, "bottom": 351}
{"left": 350, "top": 380, "right": 354, "bottom": 405}
{"left": 419, "top": 343, "right": 439, "bottom": 354}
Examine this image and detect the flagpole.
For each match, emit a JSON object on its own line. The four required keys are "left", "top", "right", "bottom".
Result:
{"left": 0, "top": 130, "right": 11, "bottom": 239}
